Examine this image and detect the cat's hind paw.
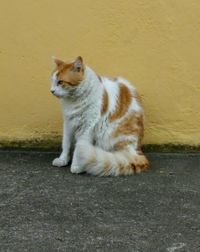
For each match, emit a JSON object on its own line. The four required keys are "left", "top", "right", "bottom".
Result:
{"left": 52, "top": 158, "right": 68, "bottom": 167}
{"left": 70, "top": 165, "right": 83, "bottom": 174}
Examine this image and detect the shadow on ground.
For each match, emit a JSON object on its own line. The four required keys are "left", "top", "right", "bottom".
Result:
{"left": 0, "top": 151, "right": 200, "bottom": 252}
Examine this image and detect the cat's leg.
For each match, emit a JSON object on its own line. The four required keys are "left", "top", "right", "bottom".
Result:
{"left": 70, "top": 134, "right": 92, "bottom": 174}
{"left": 52, "top": 119, "right": 72, "bottom": 167}
{"left": 70, "top": 145, "right": 83, "bottom": 174}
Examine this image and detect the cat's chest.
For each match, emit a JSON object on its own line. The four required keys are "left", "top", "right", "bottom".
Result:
{"left": 61, "top": 100, "right": 101, "bottom": 135}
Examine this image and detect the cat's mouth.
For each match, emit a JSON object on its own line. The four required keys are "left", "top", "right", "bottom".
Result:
{"left": 55, "top": 95, "right": 62, "bottom": 98}
{"left": 52, "top": 93, "right": 62, "bottom": 98}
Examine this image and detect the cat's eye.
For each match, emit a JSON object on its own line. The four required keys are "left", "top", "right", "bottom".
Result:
{"left": 57, "top": 80, "right": 73, "bottom": 86}
{"left": 58, "top": 80, "right": 64, "bottom": 85}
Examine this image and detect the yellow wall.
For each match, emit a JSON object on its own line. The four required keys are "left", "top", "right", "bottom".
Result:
{"left": 0, "top": 0, "right": 200, "bottom": 146}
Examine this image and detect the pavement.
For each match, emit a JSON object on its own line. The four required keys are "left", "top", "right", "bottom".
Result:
{"left": 0, "top": 151, "right": 200, "bottom": 252}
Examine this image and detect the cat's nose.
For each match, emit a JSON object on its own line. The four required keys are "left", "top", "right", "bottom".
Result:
{"left": 51, "top": 89, "right": 55, "bottom": 94}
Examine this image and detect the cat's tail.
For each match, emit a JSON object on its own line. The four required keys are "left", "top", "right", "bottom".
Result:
{"left": 73, "top": 140, "right": 149, "bottom": 176}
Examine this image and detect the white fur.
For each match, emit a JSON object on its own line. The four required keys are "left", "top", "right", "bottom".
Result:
{"left": 103, "top": 78, "right": 119, "bottom": 115}
{"left": 51, "top": 72, "right": 58, "bottom": 92}
{"left": 131, "top": 99, "right": 143, "bottom": 113}
{"left": 51, "top": 65, "right": 145, "bottom": 176}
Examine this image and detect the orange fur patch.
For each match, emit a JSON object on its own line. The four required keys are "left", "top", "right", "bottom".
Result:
{"left": 109, "top": 83, "right": 132, "bottom": 122}
{"left": 56, "top": 63, "right": 84, "bottom": 86}
{"left": 112, "top": 112, "right": 144, "bottom": 138}
{"left": 134, "top": 91, "right": 142, "bottom": 104}
{"left": 118, "top": 154, "right": 149, "bottom": 175}
{"left": 101, "top": 89, "right": 109, "bottom": 115}
{"left": 113, "top": 140, "right": 135, "bottom": 151}
{"left": 112, "top": 111, "right": 144, "bottom": 153}
{"left": 53, "top": 57, "right": 84, "bottom": 86}
{"left": 132, "top": 154, "right": 149, "bottom": 174}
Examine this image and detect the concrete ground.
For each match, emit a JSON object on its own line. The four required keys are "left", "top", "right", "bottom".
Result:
{"left": 0, "top": 151, "right": 200, "bottom": 252}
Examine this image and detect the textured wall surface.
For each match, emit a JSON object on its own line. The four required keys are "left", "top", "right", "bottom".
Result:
{"left": 0, "top": 0, "right": 200, "bottom": 146}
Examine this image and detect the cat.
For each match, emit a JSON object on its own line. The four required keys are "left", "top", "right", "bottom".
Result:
{"left": 50, "top": 56, "right": 149, "bottom": 176}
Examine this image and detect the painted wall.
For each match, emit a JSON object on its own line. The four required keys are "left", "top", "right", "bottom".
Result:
{"left": 0, "top": 0, "right": 200, "bottom": 146}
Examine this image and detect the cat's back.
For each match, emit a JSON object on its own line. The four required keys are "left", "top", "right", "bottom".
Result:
{"left": 101, "top": 76, "right": 143, "bottom": 117}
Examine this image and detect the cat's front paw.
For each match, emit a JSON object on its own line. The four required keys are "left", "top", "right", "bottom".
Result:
{"left": 52, "top": 158, "right": 68, "bottom": 167}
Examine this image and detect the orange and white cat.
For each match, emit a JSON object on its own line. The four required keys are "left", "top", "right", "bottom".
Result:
{"left": 50, "top": 56, "right": 149, "bottom": 176}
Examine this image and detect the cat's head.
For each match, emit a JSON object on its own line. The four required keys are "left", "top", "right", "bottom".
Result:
{"left": 50, "top": 56, "right": 84, "bottom": 98}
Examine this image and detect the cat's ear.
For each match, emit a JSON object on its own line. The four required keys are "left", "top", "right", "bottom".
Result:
{"left": 73, "top": 56, "right": 83, "bottom": 72}
{"left": 52, "top": 56, "right": 64, "bottom": 68}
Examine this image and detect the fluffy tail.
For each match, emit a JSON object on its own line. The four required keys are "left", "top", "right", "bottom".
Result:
{"left": 75, "top": 140, "right": 149, "bottom": 176}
